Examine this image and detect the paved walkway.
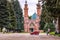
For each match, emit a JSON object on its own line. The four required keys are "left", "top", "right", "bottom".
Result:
{"left": 0, "top": 33, "right": 60, "bottom": 40}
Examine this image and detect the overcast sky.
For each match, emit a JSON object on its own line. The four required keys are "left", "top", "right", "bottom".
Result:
{"left": 18, "top": 0, "right": 38, "bottom": 16}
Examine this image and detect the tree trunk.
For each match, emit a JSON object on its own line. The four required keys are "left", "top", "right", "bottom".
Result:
{"left": 55, "top": 17, "right": 60, "bottom": 34}
{"left": 1, "top": 27, "right": 3, "bottom": 32}
{"left": 58, "top": 17, "right": 60, "bottom": 33}
{"left": 54, "top": 17, "right": 59, "bottom": 34}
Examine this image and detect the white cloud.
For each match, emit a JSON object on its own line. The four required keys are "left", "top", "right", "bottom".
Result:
{"left": 18, "top": 0, "right": 38, "bottom": 16}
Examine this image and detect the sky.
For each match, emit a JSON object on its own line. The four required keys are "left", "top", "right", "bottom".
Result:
{"left": 18, "top": 0, "right": 38, "bottom": 16}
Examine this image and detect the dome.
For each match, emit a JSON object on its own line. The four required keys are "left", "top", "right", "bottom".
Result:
{"left": 31, "top": 13, "right": 37, "bottom": 20}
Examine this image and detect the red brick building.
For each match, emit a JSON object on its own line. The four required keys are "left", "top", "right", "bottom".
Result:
{"left": 24, "top": 0, "right": 41, "bottom": 32}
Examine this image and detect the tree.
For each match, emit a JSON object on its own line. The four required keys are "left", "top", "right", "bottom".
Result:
{"left": 41, "top": 0, "right": 56, "bottom": 31}
{"left": 12, "top": 0, "right": 23, "bottom": 31}
{"left": 40, "top": 21, "right": 45, "bottom": 30}
{"left": 42, "top": 0, "right": 60, "bottom": 33}
{"left": 0, "top": 0, "right": 23, "bottom": 32}
{"left": 0, "top": 0, "right": 9, "bottom": 32}
{"left": 6, "top": 0, "right": 17, "bottom": 29}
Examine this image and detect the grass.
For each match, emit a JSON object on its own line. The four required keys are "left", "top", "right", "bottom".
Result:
{"left": 49, "top": 32, "right": 60, "bottom": 37}
{"left": 49, "top": 32, "right": 55, "bottom": 35}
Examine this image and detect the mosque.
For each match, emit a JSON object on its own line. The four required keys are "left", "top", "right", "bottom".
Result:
{"left": 24, "top": 0, "right": 42, "bottom": 32}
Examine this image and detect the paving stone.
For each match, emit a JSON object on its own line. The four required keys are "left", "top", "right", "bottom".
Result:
{"left": 0, "top": 33, "right": 60, "bottom": 40}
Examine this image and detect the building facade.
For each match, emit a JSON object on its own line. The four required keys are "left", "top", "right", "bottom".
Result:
{"left": 24, "top": 0, "right": 41, "bottom": 32}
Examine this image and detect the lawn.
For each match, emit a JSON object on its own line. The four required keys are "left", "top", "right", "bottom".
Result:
{"left": 49, "top": 32, "right": 60, "bottom": 37}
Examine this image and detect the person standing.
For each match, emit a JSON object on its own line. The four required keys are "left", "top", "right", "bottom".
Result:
{"left": 47, "top": 28, "right": 50, "bottom": 35}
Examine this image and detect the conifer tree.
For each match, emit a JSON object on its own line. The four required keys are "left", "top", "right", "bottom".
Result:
{"left": 0, "top": 0, "right": 9, "bottom": 31}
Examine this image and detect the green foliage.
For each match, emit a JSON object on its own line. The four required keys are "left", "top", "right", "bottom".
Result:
{"left": 41, "top": 0, "right": 60, "bottom": 32}
{"left": 49, "top": 32, "right": 55, "bottom": 35}
{"left": 49, "top": 32, "right": 60, "bottom": 37}
{"left": 57, "top": 34, "right": 60, "bottom": 37}
{"left": 7, "top": 1, "right": 17, "bottom": 29}
{"left": 42, "top": 0, "right": 60, "bottom": 17}
{"left": 40, "top": 21, "right": 45, "bottom": 30}
{"left": 0, "top": 0, "right": 23, "bottom": 32}
{"left": 44, "top": 23, "right": 55, "bottom": 32}
{"left": 12, "top": 0, "right": 24, "bottom": 30}
{"left": 0, "top": 0, "right": 9, "bottom": 29}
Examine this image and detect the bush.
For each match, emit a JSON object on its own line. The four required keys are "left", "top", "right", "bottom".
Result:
{"left": 40, "top": 21, "right": 45, "bottom": 30}
{"left": 49, "top": 32, "right": 60, "bottom": 37}
{"left": 44, "top": 23, "right": 55, "bottom": 32}
{"left": 49, "top": 32, "right": 55, "bottom": 35}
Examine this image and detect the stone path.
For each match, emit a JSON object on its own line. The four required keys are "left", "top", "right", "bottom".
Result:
{"left": 0, "top": 33, "right": 60, "bottom": 40}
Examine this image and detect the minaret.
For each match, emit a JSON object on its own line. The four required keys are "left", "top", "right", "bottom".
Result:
{"left": 24, "top": 0, "right": 28, "bottom": 17}
{"left": 35, "top": 0, "right": 41, "bottom": 31}
{"left": 24, "top": 0, "right": 29, "bottom": 32}
{"left": 37, "top": 0, "right": 41, "bottom": 16}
